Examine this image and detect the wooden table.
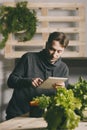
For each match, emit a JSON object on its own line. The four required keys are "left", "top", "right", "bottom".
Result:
{"left": 0, "top": 114, "right": 87, "bottom": 130}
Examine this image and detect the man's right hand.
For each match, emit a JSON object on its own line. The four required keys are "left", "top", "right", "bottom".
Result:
{"left": 32, "top": 78, "right": 43, "bottom": 87}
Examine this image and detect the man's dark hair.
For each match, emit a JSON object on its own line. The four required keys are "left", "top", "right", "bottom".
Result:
{"left": 46, "top": 32, "right": 69, "bottom": 48}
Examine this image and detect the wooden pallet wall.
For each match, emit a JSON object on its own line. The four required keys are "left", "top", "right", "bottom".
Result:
{"left": 3, "top": 2, "right": 85, "bottom": 58}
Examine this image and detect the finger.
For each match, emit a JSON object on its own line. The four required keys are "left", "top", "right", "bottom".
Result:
{"left": 32, "top": 78, "right": 43, "bottom": 87}
{"left": 32, "top": 79, "right": 39, "bottom": 87}
{"left": 38, "top": 78, "right": 43, "bottom": 83}
{"left": 32, "top": 81, "right": 37, "bottom": 87}
{"left": 55, "top": 82, "right": 65, "bottom": 86}
{"left": 34, "top": 80, "right": 39, "bottom": 87}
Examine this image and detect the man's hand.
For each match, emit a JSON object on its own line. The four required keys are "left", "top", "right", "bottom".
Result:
{"left": 32, "top": 78, "right": 43, "bottom": 87}
{"left": 53, "top": 82, "right": 65, "bottom": 89}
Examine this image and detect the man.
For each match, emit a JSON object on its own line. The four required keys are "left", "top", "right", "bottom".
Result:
{"left": 6, "top": 32, "right": 69, "bottom": 119}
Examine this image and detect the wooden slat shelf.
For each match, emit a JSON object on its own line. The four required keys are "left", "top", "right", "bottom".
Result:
{"left": 3, "top": 2, "right": 85, "bottom": 59}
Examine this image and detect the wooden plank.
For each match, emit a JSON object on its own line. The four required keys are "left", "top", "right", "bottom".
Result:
{"left": 0, "top": 117, "right": 47, "bottom": 130}
{"left": 7, "top": 40, "right": 82, "bottom": 46}
{"left": 37, "top": 16, "right": 84, "bottom": 22}
{"left": 4, "top": 34, "right": 13, "bottom": 58}
{"left": 69, "top": 41, "right": 84, "bottom": 46}
{"left": 3, "top": 2, "right": 85, "bottom": 8}
{"left": 62, "top": 52, "right": 81, "bottom": 58}
{"left": 11, "top": 40, "right": 45, "bottom": 46}
{"left": 4, "top": 51, "right": 27, "bottom": 59}
{"left": 4, "top": 44, "right": 12, "bottom": 54}
{"left": 36, "top": 27, "right": 84, "bottom": 33}
{"left": 78, "top": 6, "right": 85, "bottom": 57}
{"left": 41, "top": 8, "right": 49, "bottom": 40}
{"left": 4, "top": 50, "right": 82, "bottom": 59}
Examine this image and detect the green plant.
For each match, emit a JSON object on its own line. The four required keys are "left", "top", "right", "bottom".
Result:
{"left": 31, "top": 87, "right": 81, "bottom": 130}
{"left": 0, "top": 1, "right": 37, "bottom": 49}
{"left": 67, "top": 77, "right": 87, "bottom": 120}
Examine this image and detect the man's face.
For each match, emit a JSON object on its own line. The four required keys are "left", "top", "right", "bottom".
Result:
{"left": 46, "top": 40, "right": 64, "bottom": 64}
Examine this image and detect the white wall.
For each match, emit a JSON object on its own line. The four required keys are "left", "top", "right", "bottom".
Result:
{"left": 0, "top": 0, "right": 87, "bottom": 122}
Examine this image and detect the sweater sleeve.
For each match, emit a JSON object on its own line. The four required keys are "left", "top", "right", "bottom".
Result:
{"left": 63, "top": 64, "right": 69, "bottom": 88}
{"left": 7, "top": 54, "right": 32, "bottom": 89}
{"left": 35, "top": 87, "right": 56, "bottom": 97}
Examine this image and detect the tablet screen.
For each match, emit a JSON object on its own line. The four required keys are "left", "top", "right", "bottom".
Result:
{"left": 40, "top": 77, "right": 68, "bottom": 89}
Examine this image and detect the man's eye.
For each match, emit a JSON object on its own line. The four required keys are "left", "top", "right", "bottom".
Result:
{"left": 57, "top": 50, "right": 62, "bottom": 53}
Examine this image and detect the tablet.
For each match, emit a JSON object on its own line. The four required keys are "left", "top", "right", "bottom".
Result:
{"left": 40, "top": 77, "right": 68, "bottom": 89}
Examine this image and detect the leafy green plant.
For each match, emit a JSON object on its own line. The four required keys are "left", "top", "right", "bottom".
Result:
{"left": 31, "top": 87, "right": 81, "bottom": 130}
{"left": 67, "top": 77, "right": 87, "bottom": 120}
{"left": 0, "top": 1, "right": 37, "bottom": 49}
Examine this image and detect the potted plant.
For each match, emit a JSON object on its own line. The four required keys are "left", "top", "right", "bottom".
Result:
{"left": 0, "top": 1, "right": 37, "bottom": 49}
{"left": 30, "top": 87, "right": 81, "bottom": 130}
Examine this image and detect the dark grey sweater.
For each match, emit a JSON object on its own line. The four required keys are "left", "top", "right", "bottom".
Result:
{"left": 6, "top": 49, "right": 69, "bottom": 119}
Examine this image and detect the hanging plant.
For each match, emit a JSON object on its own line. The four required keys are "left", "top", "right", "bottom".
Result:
{"left": 0, "top": 1, "right": 37, "bottom": 49}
